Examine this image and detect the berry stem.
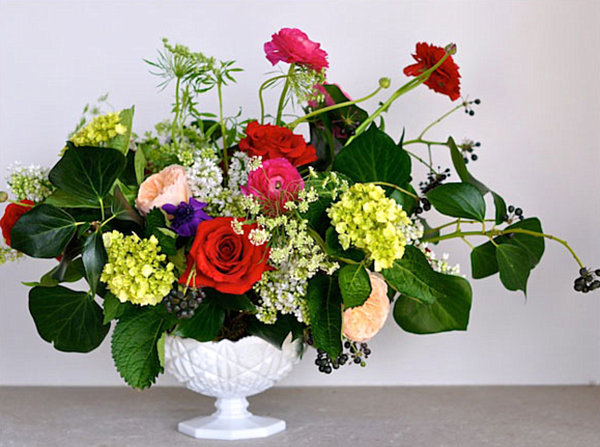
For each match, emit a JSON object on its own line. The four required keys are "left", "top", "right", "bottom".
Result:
{"left": 416, "top": 102, "right": 466, "bottom": 141}
{"left": 370, "top": 181, "right": 419, "bottom": 199}
{"left": 258, "top": 74, "right": 288, "bottom": 124}
{"left": 275, "top": 64, "right": 295, "bottom": 126}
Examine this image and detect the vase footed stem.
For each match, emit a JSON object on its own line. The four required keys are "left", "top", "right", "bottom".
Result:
{"left": 177, "top": 396, "right": 286, "bottom": 440}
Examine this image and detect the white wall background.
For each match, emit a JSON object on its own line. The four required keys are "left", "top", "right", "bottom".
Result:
{"left": 0, "top": 0, "right": 599, "bottom": 387}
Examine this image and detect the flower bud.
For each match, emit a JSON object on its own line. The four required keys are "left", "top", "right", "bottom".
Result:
{"left": 0, "top": 191, "right": 8, "bottom": 203}
{"left": 444, "top": 43, "right": 457, "bottom": 55}
{"left": 378, "top": 77, "right": 391, "bottom": 89}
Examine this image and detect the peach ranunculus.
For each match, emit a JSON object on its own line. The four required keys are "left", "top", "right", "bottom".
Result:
{"left": 342, "top": 272, "right": 390, "bottom": 342}
{"left": 135, "top": 165, "right": 191, "bottom": 216}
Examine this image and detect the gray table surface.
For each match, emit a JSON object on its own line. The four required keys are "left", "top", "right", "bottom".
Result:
{"left": 0, "top": 386, "right": 599, "bottom": 447}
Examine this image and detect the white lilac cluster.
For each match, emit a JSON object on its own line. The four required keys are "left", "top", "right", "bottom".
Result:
{"left": 6, "top": 163, "right": 54, "bottom": 202}
{"left": 227, "top": 152, "right": 261, "bottom": 190}
{"left": 253, "top": 215, "right": 338, "bottom": 324}
{"left": 418, "top": 242, "right": 461, "bottom": 275}
{"left": 0, "top": 243, "right": 22, "bottom": 265}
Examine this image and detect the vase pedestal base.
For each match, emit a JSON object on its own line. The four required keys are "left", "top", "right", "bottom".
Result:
{"left": 177, "top": 397, "right": 286, "bottom": 440}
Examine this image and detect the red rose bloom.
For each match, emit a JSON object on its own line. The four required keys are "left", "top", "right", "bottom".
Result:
{"left": 239, "top": 121, "right": 317, "bottom": 167}
{"left": 179, "top": 217, "right": 270, "bottom": 295}
{"left": 403, "top": 42, "right": 461, "bottom": 101}
{"left": 0, "top": 200, "right": 34, "bottom": 246}
{"left": 264, "top": 28, "right": 328, "bottom": 71}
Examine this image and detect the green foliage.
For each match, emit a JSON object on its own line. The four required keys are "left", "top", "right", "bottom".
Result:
{"left": 49, "top": 146, "right": 126, "bottom": 206}
{"left": 210, "top": 291, "right": 256, "bottom": 312}
{"left": 111, "top": 185, "right": 143, "bottom": 226}
{"left": 102, "top": 292, "right": 131, "bottom": 325}
{"left": 324, "top": 227, "right": 364, "bottom": 262}
{"left": 174, "top": 297, "right": 225, "bottom": 342}
{"left": 332, "top": 125, "right": 411, "bottom": 187}
{"left": 306, "top": 274, "right": 343, "bottom": 358}
{"left": 29, "top": 285, "right": 110, "bottom": 352}
{"left": 496, "top": 244, "right": 531, "bottom": 293}
{"left": 338, "top": 264, "right": 371, "bottom": 309}
{"left": 470, "top": 241, "right": 498, "bottom": 279}
{"left": 23, "top": 258, "right": 85, "bottom": 288}
{"left": 134, "top": 147, "right": 147, "bottom": 184}
{"left": 427, "top": 182, "right": 486, "bottom": 221}
{"left": 107, "top": 107, "right": 134, "bottom": 154}
{"left": 11, "top": 204, "right": 77, "bottom": 258}
{"left": 383, "top": 246, "right": 472, "bottom": 333}
{"left": 44, "top": 189, "right": 101, "bottom": 209}
{"left": 82, "top": 231, "right": 107, "bottom": 296}
{"left": 111, "top": 305, "right": 169, "bottom": 389}
{"left": 247, "top": 315, "right": 305, "bottom": 349}
{"left": 389, "top": 183, "right": 418, "bottom": 215}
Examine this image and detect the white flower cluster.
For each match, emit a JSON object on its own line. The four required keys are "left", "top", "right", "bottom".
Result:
{"left": 0, "top": 242, "right": 22, "bottom": 265}
{"left": 227, "top": 152, "right": 261, "bottom": 190}
{"left": 6, "top": 163, "right": 54, "bottom": 202}
{"left": 186, "top": 147, "right": 225, "bottom": 213}
{"left": 418, "top": 242, "right": 461, "bottom": 276}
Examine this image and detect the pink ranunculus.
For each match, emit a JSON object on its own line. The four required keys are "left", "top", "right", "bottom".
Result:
{"left": 135, "top": 165, "right": 191, "bottom": 216}
{"left": 241, "top": 158, "right": 304, "bottom": 217}
{"left": 264, "top": 28, "right": 329, "bottom": 71}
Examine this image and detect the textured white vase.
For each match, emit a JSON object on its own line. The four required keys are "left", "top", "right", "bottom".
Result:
{"left": 164, "top": 334, "right": 302, "bottom": 440}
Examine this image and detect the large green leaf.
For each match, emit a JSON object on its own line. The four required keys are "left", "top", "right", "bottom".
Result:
{"left": 332, "top": 125, "right": 411, "bottom": 187}
{"left": 107, "top": 106, "right": 135, "bottom": 154}
{"left": 49, "top": 146, "right": 126, "bottom": 205}
{"left": 496, "top": 244, "right": 531, "bottom": 294}
{"left": 306, "top": 274, "right": 343, "bottom": 358}
{"left": 111, "top": 185, "right": 143, "bottom": 226}
{"left": 111, "top": 305, "right": 167, "bottom": 389}
{"left": 338, "top": 264, "right": 371, "bottom": 309}
{"left": 174, "top": 298, "right": 225, "bottom": 342}
{"left": 82, "top": 231, "right": 107, "bottom": 296}
{"left": 247, "top": 315, "right": 305, "bottom": 349}
{"left": 11, "top": 204, "right": 77, "bottom": 258}
{"left": 470, "top": 241, "right": 499, "bottom": 279}
{"left": 427, "top": 182, "right": 486, "bottom": 221}
{"left": 383, "top": 246, "right": 472, "bottom": 334}
{"left": 43, "top": 189, "right": 100, "bottom": 208}
{"left": 29, "top": 285, "right": 110, "bottom": 352}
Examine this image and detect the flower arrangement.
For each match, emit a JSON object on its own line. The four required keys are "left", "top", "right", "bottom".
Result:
{"left": 1, "top": 28, "right": 597, "bottom": 388}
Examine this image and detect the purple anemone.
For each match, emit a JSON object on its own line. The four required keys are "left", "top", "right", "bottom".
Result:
{"left": 162, "top": 198, "right": 211, "bottom": 237}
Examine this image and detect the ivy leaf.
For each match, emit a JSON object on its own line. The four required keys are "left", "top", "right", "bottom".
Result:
{"left": 43, "top": 189, "right": 100, "bottom": 208}
{"left": 11, "top": 204, "right": 77, "bottom": 258}
{"left": 29, "top": 285, "right": 110, "bottom": 352}
{"left": 332, "top": 125, "right": 411, "bottom": 187}
{"left": 470, "top": 241, "right": 499, "bottom": 279}
{"left": 49, "top": 146, "right": 126, "bottom": 205}
{"left": 427, "top": 182, "right": 486, "bottom": 221}
{"left": 111, "top": 185, "right": 143, "bottom": 226}
{"left": 174, "top": 297, "right": 225, "bottom": 342}
{"left": 247, "top": 315, "right": 305, "bottom": 349}
{"left": 338, "top": 264, "right": 371, "bottom": 308}
{"left": 498, "top": 218, "right": 545, "bottom": 269}
{"left": 306, "top": 274, "right": 343, "bottom": 358}
{"left": 111, "top": 305, "right": 167, "bottom": 389}
{"left": 496, "top": 244, "right": 531, "bottom": 294}
{"left": 82, "top": 231, "right": 107, "bottom": 296}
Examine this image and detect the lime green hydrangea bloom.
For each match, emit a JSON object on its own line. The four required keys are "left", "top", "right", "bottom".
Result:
{"left": 100, "top": 231, "right": 175, "bottom": 306}
{"left": 327, "top": 183, "right": 411, "bottom": 271}
{"left": 70, "top": 112, "right": 126, "bottom": 147}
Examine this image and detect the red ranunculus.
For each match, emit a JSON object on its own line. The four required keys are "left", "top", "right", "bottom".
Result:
{"left": 403, "top": 42, "right": 461, "bottom": 101}
{"left": 0, "top": 200, "right": 34, "bottom": 246}
{"left": 239, "top": 121, "right": 317, "bottom": 167}
{"left": 264, "top": 28, "right": 328, "bottom": 71}
{"left": 179, "top": 217, "right": 270, "bottom": 295}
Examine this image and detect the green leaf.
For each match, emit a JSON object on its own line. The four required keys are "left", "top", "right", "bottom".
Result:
{"left": 427, "top": 182, "right": 486, "bottom": 221}
{"left": 499, "top": 218, "right": 545, "bottom": 268}
{"left": 306, "top": 274, "right": 343, "bottom": 358}
{"left": 102, "top": 292, "right": 131, "bottom": 325}
{"left": 82, "top": 231, "right": 107, "bottom": 296}
{"left": 49, "top": 146, "right": 126, "bottom": 205}
{"left": 23, "top": 258, "right": 86, "bottom": 287}
{"left": 470, "top": 241, "right": 499, "bottom": 279}
{"left": 324, "top": 227, "right": 365, "bottom": 262}
{"left": 107, "top": 106, "right": 135, "bottom": 154}
{"left": 383, "top": 246, "right": 472, "bottom": 334}
{"left": 389, "top": 183, "right": 418, "bottom": 215}
{"left": 153, "top": 228, "right": 177, "bottom": 256}
{"left": 43, "top": 189, "right": 100, "bottom": 208}
{"left": 338, "top": 264, "right": 371, "bottom": 309}
{"left": 134, "top": 147, "right": 146, "bottom": 184}
{"left": 157, "top": 332, "right": 166, "bottom": 368}
{"left": 29, "top": 285, "right": 110, "bottom": 352}
{"left": 211, "top": 292, "right": 256, "bottom": 312}
{"left": 11, "top": 204, "right": 77, "bottom": 258}
{"left": 492, "top": 192, "right": 507, "bottom": 225}
{"left": 247, "top": 315, "right": 305, "bottom": 349}
{"left": 145, "top": 208, "right": 167, "bottom": 237}
{"left": 111, "top": 185, "right": 143, "bottom": 226}
{"left": 174, "top": 298, "right": 225, "bottom": 342}
{"left": 111, "top": 305, "right": 167, "bottom": 389}
{"left": 332, "top": 125, "right": 411, "bottom": 187}
{"left": 496, "top": 244, "right": 531, "bottom": 294}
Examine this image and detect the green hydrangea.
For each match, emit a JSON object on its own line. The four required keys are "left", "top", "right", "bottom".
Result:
{"left": 70, "top": 112, "right": 126, "bottom": 147}
{"left": 328, "top": 183, "right": 411, "bottom": 271}
{"left": 100, "top": 231, "right": 175, "bottom": 306}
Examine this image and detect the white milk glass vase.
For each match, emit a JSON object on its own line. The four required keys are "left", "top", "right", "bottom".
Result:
{"left": 164, "top": 334, "right": 302, "bottom": 440}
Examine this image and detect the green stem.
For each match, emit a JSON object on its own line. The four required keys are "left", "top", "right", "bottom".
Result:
{"left": 276, "top": 64, "right": 295, "bottom": 125}
{"left": 370, "top": 181, "right": 419, "bottom": 199}
{"left": 258, "top": 75, "right": 288, "bottom": 124}
{"left": 346, "top": 51, "right": 452, "bottom": 146}
{"left": 307, "top": 227, "right": 359, "bottom": 265}
{"left": 287, "top": 85, "right": 383, "bottom": 130}
{"left": 403, "top": 138, "right": 449, "bottom": 146}
{"left": 424, "top": 218, "right": 497, "bottom": 235}
{"left": 217, "top": 80, "right": 228, "bottom": 175}
{"left": 404, "top": 149, "right": 437, "bottom": 172}
{"left": 417, "top": 102, "right": 465, "bottom": 140}
{"left": 99, "top": 198, "right": 105, "bottom": 221}
{"left": 171, "top": 76, "right": 181, "bottom": 143}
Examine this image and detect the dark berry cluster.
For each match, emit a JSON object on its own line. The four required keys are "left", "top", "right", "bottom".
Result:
{"left": 500, "top": 205, "right": 524, "bottom": 224}
{"left": 419, "top": 168, "right": 451, "bottom": 194}
{"left": 414, "top": 197, "right": 431, "bottom": 215}
{"left": 463, "top": 98, "right": 481, "bottom": 116}
{"left": 459, "top": 139, "right": 481, "bottom": 163}
{"left": 573, "top": 268, "right": 600, "bottom": 293}
{"left": 313, "top": 340, "right": 372, "bottom": 374}
{"left": 164, "top": 285, "right": 206, "bottom": 319}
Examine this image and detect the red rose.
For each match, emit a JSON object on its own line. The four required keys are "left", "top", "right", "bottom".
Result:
{"left": 179, "top": 217, "right": 270, "bottom": 295}
{"left": 239, "top": 121, "right": 318, "bottom": 168}
{"left": 403, "top": 42, "right": 461, "bottom": 101}
{"left": 0, "top": 200, "right": 34, "bottom": 246}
